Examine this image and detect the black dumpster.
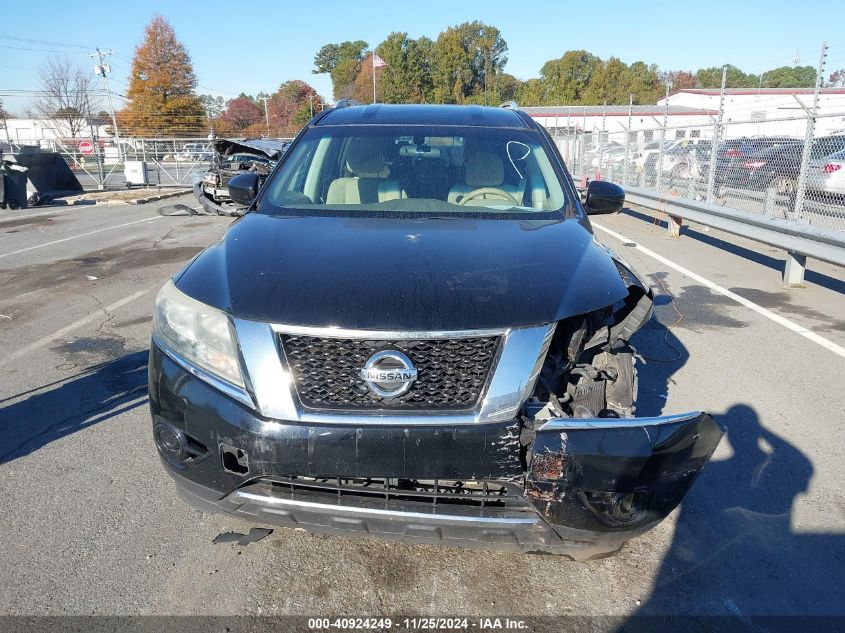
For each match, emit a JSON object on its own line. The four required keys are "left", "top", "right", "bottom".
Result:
{"left": 0, "top": 161, "right": 29, "bottom": 209}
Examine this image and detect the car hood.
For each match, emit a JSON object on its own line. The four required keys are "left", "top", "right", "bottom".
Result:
{"left": 175, "top": 213, "right": 629, "bottom": 331}
{"left": 212, "top": 138, "right": 288, "bottom": 160}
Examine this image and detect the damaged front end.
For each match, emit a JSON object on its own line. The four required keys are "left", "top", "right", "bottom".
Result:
{"left": 524, "top": 412, "right": 723, "bottom": 557}
{"left": 195, "top": 138, "right": 288, "bottom": 215}
{"left": 516, "top": 254, "right": 724, "bottom": 557}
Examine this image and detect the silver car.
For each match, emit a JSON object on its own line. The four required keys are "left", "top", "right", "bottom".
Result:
{"left": 808, "top": 148, "right": 845, "bottom": 196}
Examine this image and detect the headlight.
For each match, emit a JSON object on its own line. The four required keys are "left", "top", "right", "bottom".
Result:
{"left": 153, "top": 280, "right": 244, "bottom": 388}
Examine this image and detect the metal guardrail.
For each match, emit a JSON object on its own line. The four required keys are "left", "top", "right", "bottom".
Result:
{"left": 623, "top": 185, "right": 845, "bottom": 285}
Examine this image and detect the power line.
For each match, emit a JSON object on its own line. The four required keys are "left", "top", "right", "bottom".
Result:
{"left": 0, "top": 44, "right": 90, "bottom": 54}
{"left": 0, "top": 33, "right": 90, "bottom": 49}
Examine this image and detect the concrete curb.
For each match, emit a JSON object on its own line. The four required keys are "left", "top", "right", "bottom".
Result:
{"left": 59, "top": 188, "right": 190, "bottom": 207}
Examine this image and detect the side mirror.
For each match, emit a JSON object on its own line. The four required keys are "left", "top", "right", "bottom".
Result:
{"left": 228, "top": 172, "right": 259, "bottom": 206}
{"left": 584, "top": 180, "right": 625, "bottom": 215}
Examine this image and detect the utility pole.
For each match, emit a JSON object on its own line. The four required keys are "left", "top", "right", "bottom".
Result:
{"left": 706, "top": 65, "right": 728, "bottom": 203}
{"left": 261, "top": 96, "right": 271, "bottom": 137}
{"left": 793, "top": 41, "right": 828, "bottom": 222}
{"left": 89, "top": 48, "right": 121, "bottom": 161}
{"left": 656, "top": 80, "right": 672, "bottom": 194}
{"left": 623, "top": 94, "right": 633, "bottom": 186}
{"left": 600, "top": 101, "right": 607, "bottom": 179}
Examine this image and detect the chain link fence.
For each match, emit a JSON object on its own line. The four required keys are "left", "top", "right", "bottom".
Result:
{"left": 553, "top": 111, "right": 845, "bottom": 233}
{"left": 2, "top": 137, "right": 291, "bottom": 190}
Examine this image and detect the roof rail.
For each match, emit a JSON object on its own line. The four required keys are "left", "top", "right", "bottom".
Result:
{"left": 499, "top": 101, "right": 519, "bottom": 109}
{"left": 334, "top": 99, "right": 363, "bottom": 109}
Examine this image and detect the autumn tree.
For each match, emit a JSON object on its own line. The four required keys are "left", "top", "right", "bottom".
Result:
{"left": 313, "top": 40, "right": 369, "bottom": 99}
{"left": 267, "top": 80, "right": 321, "bottom": 136}
{"left": 830, "top": 69, "right": 845, "bottom": 87}
{"left": 29, "top": 57, "right": 100, "bottom": 138}
{"left": 219, "top": 96, "right": 262, "bottom": 132}
{"left": 118, "top": 15, "right": 205, "bottom": 136}
{"left": 665, "top": 70, "right": 698, "bottom": 91}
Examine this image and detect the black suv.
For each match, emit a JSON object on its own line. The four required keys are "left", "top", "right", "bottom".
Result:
{"left": 149, "top": 104, "right": 722, "bottom": 559}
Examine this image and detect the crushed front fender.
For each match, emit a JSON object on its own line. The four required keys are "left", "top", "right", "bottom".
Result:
{"left": 526, "top": 412, "right": 724, "bottom": 547}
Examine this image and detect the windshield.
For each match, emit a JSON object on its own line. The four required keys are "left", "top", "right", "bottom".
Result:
{"left": 811, "top": 136, "right": 845, "bottom": 160}
{"left": 226, "top": 153, "right": 270, "bottom": 164}
{"left": 263, "top": 125, "right": 567, "bottom": 217}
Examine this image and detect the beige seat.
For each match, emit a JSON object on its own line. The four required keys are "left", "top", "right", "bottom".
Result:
{"left": 326, "top": 143, "right": 405, "bottom": 204}
{"left": 448, "top": 151, "right": 524, "bottom": 206}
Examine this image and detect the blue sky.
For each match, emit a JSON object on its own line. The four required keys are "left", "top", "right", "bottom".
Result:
{"left": 0, "top": 0, "right": 838, "bottom": 114}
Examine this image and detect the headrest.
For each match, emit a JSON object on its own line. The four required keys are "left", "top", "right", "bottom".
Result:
{"left": 346, "top": 143, "right": 388, "bottom": 177}
{"left": 465, "top": 151, "right": 504, "bottom": 186}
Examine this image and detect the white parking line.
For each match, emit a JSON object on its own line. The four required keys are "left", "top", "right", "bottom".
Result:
{"left": 592, "top": 222, "right": 845, "bottom": 360}
{"left": 0, "top": 215, "right": 161, "bottom": 260}
{"left": 2, "top": 290, "right": 151, "bottom": 365}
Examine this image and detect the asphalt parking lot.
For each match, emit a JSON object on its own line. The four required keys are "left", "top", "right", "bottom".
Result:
{"left": 1, "top": 194, "right": 843, "bottom": 621}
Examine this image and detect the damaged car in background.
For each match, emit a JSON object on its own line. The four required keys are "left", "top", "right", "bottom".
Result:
{"left": 194, "top": 138, "right": 288, "bottom": 215}
{"left": 151, "top": 103, "right": 724, "bottom": 560}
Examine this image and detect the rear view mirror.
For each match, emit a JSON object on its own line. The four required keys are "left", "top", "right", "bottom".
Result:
{"left": 584, "top": 180, "right": 625, "bottom": 215}
{"left": 228, "top": 172, "right": 259, "bottom": 206}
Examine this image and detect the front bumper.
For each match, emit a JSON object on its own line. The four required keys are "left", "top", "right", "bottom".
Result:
{"left": 149, "top": 343, "right": 723, "bottom": 560}
{"left": 193, "top": 182, "right": 239, "bottom": 216}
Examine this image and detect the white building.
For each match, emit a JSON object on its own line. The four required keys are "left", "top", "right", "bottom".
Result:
{"left": 1, "top": 117, "right": 111, "bottom": 147}
{"left": 523, "top": 104, "right": 716, "bottom": 148}
{"left": 659, "top": 87, "right": 845, "bottom": 138}
{"left": 524, "top": 87, "right": 845, "bottom": 148}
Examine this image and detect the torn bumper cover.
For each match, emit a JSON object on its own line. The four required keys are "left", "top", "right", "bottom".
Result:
{"left": 527, "top": 414, "right": 724, "bottom": 549}
{"left": 149, "top": 343, "right": 723, "bottom": 559}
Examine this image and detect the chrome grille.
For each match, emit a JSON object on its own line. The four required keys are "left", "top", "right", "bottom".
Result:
{"left": 280, "top": 334, "right": 500, "bottom": 410}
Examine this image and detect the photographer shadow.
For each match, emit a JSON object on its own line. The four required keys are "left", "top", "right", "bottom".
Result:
{"left": 632, "top": 401, "right": 843, "bottom": 619}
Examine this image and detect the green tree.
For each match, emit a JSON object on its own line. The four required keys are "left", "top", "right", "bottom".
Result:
{"left": 538, "top": 50, "right": 600, "bottom": 104}
{"left": 517, "top": 78, "right": 544, "bottom": 106}
{"left": 373, "top": 33, "right": 435, "bottom": 104}
{"left": 627, "top": 61, "right": 662, "bottom": 103}
{"left": 492, "top": 73, "right": 523, "bottom": 103}
{"left": 313, "top": 40, "right": 369, "bottom": 99}
{"left": 582, "top": 56, "right": 632, "bottom": 104}
{"left": 695, "top": 64, "right": 756, "bottom": 88}
{"left": 432, "top": 21, "right": 507, "bottom": 104}
{"left": 119, "top": 15, "right": 205, "bottom": 136}
{"left": 760, "top": 66, "right": 816, "bottom": 88}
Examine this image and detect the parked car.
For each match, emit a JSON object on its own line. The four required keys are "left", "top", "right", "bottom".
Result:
{"left": 176, "top": 142, "right": 212, "bottom": 162}
{"left": 718, "top": 140, "right": 804, "bottom": 193}
{"left": 714, "top": 137, "right": 798, "bottom": 190}
{"left": 633, "top": 140, "right": 672, "bottom": 171}
{"left": 658, "top": 140, "right": 712, "bottom": 179}
{"left": 151, "top": 103, "right": 724, "bottom": 559}
{"left": 809, "top": 134, "right": 845, "bottom": 163}
{"left": 194, "top": 138, "right": 287, "bottom": 215}
{"left": 807, "top": 148, "right": 845, "bottom": 197}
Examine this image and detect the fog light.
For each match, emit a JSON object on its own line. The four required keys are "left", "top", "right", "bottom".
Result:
{"left": 154, "top": 421, "right": 187, "bottom": 461}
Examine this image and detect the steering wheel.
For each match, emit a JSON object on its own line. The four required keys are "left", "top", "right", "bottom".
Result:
{"left": 458, "top": 187, "right": 521, "bottom": 206}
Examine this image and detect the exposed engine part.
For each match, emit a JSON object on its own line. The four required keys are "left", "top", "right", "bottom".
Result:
{"left": 519, "top": 254, "right": 653, "bottom": 455}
